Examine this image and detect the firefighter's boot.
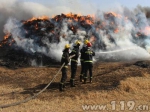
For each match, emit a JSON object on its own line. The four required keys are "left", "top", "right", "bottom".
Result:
{"left": 80, "top": 75, "right": 83, "bottom": 82}
{"left": 83, "top": 78, "right": 87, "bottom": 84}
{"left": 63, "top": 83, "right": 66, "bottom": 88}
{"left": 59, "top": 83, "right": 64, "bottom": 91}
{"left": 90, "top": 77, "right": 92, "bottom": 83}
{"left": 70, "top": 79, "right": 76, "bottom": 87}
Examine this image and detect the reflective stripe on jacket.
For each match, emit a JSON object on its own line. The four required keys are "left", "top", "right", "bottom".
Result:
{"left": 70, "top": 46, "right": 79, "bottom": 62}
{"left": 61, "top": 49, "right": 70, "bottom": 66}
{"left": 83, "top": 47, "right": 95, "bottom": 63}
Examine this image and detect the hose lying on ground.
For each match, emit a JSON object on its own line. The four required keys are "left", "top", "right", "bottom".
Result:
{"left": 0, "top": 55, "right": 75, "bottom": 108}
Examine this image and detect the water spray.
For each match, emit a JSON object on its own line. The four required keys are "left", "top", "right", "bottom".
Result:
{"left": 95, "top": 47, "right": 140, "bottom": 54}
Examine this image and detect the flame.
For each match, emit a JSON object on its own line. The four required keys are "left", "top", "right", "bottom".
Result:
{"left": 52, "top": 13, "right": 94, "bottom": 25}
{"left": 66, "top": 13, "right": 81, "bottom": 18}
{"left": 86, "top": 19, "right": 93, "bottom": 25}
{"left": 2, "top": 12, "right": 150, "bottom": 54}
{"left": 141, "top": 26, "right": 150, "bottom": 35}
{"left": 70, "top": 25, "right": 76, "bottom": 33}
{"left": 136, "top": 32, "right": 142, "bottom": 37}
{"left": 106, "top": 12, "right": 122, "bottom": 18}
{"left": 22, "top": 16, "right": 50, "bottom": 25}
{"left": 80, "top": 16, "right": 85, "bottom": 21}
{"left": 52, "top": 13, "right": 82, "bottom": 22}
{"left": 4, "top": 33, "right": 10, "bottom": 40}
{"left": 35, "top": 24, "right": 38, "bottom": 30}
{"left": 114, "top": 28, "right": 119, "bottom": 33}
{"left": 71, "top": 27, "right": 74, "bottom": 30}
{"left": 26, "top": 16, "right": 49, "bottom": 22}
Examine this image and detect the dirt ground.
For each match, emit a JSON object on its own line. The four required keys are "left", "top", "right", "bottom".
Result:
{"left": 0, "top": 61, "right": 150, "bottom": 112}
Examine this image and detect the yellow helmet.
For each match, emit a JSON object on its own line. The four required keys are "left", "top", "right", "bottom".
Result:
{"left": 65, "top": 44, "right": 70, "bottom": 49}
{"left": 84, "top": 39, "right": 89, "bottom": 45}
{"left": 75, "top": 40, "right": 81, "bottom": 45}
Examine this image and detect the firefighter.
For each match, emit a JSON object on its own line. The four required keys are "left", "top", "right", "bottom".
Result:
{"left": 70, "top": 40, "right": 81, "bottom": 87}
{"left": 80, "top": 39, "right": 89, "bottom": 82}
{"left": 83, "top": 42, "right": 95, "bottom": 84}
{"left": 59, "top": 44, "right": 70, "bottom": 91}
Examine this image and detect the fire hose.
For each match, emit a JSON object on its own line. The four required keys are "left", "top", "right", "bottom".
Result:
{"left": 0, "top": 55, "right": 75, "bottom": 108}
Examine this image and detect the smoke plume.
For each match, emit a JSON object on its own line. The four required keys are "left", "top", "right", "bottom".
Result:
{"left": 0, "top": 0, "right": 96, "bottom": 40}
{"left": 1, "top": 0, "right": 150, "bottom": 63}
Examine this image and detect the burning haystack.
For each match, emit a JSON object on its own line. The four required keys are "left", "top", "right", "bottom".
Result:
{"left": 0, "top": 13, "right": 96, "bottom": 68}
{"left": 1, "top": 10, "right": 150, "bottom": 68}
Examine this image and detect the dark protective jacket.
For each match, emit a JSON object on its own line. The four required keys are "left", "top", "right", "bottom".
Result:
{"left": 80, "top": 45, "right": 87, "bottom": 61}
{"left": 70, "top": 46, "right": 79, "bottom": 62}
{"left": 61, "top": 49, "right": 70, "bottom": 66}
{"left": 83, "top": 47, "right": 95, "bottom": 63}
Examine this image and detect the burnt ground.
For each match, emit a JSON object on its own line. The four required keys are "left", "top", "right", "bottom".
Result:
{"left": 0, "top": 59, "right": 150, "bottom": 102}
{"left": 0, "top": 46, "right": 150, "bottom": 111}
{"left": 0, "top": 55, "right": 150, "bottom": 112}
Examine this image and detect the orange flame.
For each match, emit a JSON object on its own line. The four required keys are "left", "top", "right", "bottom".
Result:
{"left": 52, "top": 13, "right": 95, "bottom": 25}
{"left": 71, "top": 27, "right": 74, "bottom": 30}
{"left": 114, "top": 28, "right": 119, "bottom": 33}
{"left": 27, "top": 16, "right": 49, "bottom": 22}
{"left": 35, "top": 24, "right": 38, "bottom": 30}
{"left": 106, "top": 12, "right": 122, "bottom": 18}
{"left": 4, "top": 34, "right": 10, "bottom": 40}
{"left": 86, "top": 19, "right": 93, "bottom": 25}
{"left": 65, "top": 13, "right": 81, "bottom": 18}
{"left": 141, "top": 26, "right": 150, "bottom": 35}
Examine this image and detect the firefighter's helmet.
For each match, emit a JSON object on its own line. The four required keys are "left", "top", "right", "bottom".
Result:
{"left": 65, "top": 44, "right": 70, "bottom": 49}
{"left": 84, "top": 39, "right": 89, "bottom": 45}
{"left": 75, "top": 40, "right": 81, "bottom": 45}
{"left": 87, "top": 42, "right": 92, "bottom": 47}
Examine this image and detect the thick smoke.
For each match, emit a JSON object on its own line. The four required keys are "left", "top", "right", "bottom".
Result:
{"left": 2, "top": 0, "right": 150, "bottom": 63}
{"left": 0, "top": 0, "right": 96, "bottom": 40}
{"left": 94, "top": 6, "right": 150, "bottom": 61}
{"left": 0, "top": 0, "right": 30, "bottom": 40}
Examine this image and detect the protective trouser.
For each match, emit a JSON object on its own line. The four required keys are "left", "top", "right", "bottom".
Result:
{"left": 80, "top": 60, "right": 84, "bottom": 82}
{"left": 59, "top": 66, "right": 67, "bottom": 91}
{"left": 70, "top": 61, "right": 77, "bottom": 87}
{"left": 84, "top": 62, "right": 93, "bottom": 83}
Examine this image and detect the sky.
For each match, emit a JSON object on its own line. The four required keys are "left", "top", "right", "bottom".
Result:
{"left": 17, "top": 0, "right": 150, "bottom": 16}
{"left": 20, "top": 0, "right": 150, "bottom": 9}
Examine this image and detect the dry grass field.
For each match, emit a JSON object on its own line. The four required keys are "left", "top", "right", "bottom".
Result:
{"left": 0, "top": 61, "right": 150, "bottom": 112}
